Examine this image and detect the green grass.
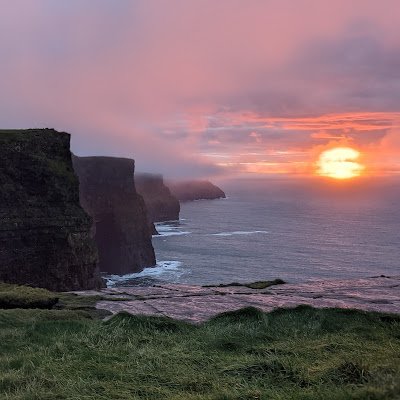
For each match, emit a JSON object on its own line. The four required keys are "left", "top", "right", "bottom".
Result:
{"left": 0, "top": 304, "right": 399, "bottom": 399}
{"left": 54, "top": 293, "right": 112, "bottom": 320}
{"left": 0, "top": 283, "right": 59, "bottom": 309}
{"left": 0, "top": 282, "right": 112, "bottom": 318}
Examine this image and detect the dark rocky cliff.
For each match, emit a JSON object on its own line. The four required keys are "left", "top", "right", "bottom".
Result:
{"left": 135, "top": 173, "right": 180, "bottom": 222}
{"left": 72, "top": 156, "right": 156, "bottom": 274}
{"left": 167, "top": 180, "right": 226, "bottom": 202}
{"left": 0, "top": 129, "right": 103, "bottom": 291}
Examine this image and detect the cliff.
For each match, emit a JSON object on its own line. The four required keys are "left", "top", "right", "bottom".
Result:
{"left": 72, "top": 156, "right": 156, "bottom": 274}
{"left": 0, "top": 129, "right": 103, "bottom": 291}
{"left": 167, "top": 180, "right": 226, "bottom": 202}
{"left": 135, "top": 173, "right": 180, "bottom": 222}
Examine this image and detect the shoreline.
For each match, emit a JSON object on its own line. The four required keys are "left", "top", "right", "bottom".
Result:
{"left": 74, "top": 275, "right": 400, "bottom": 323}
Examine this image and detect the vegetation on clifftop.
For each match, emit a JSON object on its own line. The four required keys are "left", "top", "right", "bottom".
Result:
{"left": 0, "top": 285, "right": 399, "bottom": 399}
{"left": 0, "top": 283, "right": 109, "bottom": 318}
{"left": 0, "top": 283, "right": 59, "bottom": 309}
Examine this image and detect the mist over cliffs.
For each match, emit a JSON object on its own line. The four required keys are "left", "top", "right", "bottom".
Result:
{"left": 72, "top": 156, "right": 156, "bottom": 275}
{"left": 135, "top": 173, "right": 180, "bottom": 223}
{"left": 167, "top": 180, "right": 226, "bottom": 202}
{"left": 0, "top": 129, "right": 103, "bottom": 291}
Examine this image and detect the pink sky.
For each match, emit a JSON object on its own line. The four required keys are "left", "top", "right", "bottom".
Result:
{"left": 1, "top": 0, "right": 399, "bottom": 178}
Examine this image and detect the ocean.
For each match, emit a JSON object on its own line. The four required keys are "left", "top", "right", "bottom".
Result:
{"left": 106, "top": 177, "right": 400, "bottom": 287}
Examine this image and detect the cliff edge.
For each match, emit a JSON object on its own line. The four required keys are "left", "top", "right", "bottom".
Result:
{"left": 0, "top": 129, "right": 102, "bottom": 291}
{"left": 135, "top": 173, "right": 180, "bottom": 222}
{"left": 167, "top": 180, "right": 226, "bottom": 202}
{"left": 72, "top": 156, "right": 156, "bottom": 274}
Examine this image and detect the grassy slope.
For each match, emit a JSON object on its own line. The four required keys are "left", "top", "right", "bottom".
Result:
{"left": 0, "top": 283, "right": 59, "bottom": 309}
{"left": 0, "top": 282, "right": 112, "bottom": 319}
{"left": 0, "top": 302, "right": 399, "bottom": 400}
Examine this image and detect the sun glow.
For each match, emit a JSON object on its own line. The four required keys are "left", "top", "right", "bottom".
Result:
{"left": 317, "top": 147, "right": 364, "bottom": 179}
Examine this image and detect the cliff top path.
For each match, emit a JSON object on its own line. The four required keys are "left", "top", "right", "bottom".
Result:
{"left": 74, "top": 275, "right": 400, "bottom": 323}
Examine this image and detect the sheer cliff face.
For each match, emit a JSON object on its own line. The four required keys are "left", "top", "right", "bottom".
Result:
{"left": 0, "top": 129, "right": 103, "bottom": 291}
{"left": 135, "top": 173, "right": 180, "bottom": 222}
{"left": 72, "top": 156, "right": 156, "bottom": 274}
{"left": 167, "top": 180, "right": 226, "bottom": 202}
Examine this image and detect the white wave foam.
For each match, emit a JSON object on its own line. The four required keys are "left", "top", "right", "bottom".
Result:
{"left": 154, "top": 222, "right": 191, "bottom": 237}
{"left": 211, "top": 230, "right": 269, "bottom": 237}
{"left": 105, "top": 261, "right": 183, "bottom": 287}
{"left": 153, "top": 230, "right": 191, "bottom": 238}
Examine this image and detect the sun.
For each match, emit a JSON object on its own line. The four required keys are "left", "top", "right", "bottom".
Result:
{"left": 316, "top": 147, "right": 364, "bottom": 179}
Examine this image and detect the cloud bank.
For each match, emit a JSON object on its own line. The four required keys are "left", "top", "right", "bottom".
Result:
{"left": 0, "top": 0, "right": 399, "bottom": 177}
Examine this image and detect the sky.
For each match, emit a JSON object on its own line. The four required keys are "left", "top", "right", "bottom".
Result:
{"left": 1, "top": 0, "right": 399, "bottom": 179}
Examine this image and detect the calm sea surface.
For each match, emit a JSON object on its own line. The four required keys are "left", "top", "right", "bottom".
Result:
{"left": 107, "top": 177, "right": 400, "bottom": 286}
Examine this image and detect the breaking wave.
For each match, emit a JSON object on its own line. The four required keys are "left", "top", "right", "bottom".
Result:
{"left": 153, "top": 221, "right": 191, "bottom": 237}
{"left": 104, "top": 261, "right": 184, "bottom": 287}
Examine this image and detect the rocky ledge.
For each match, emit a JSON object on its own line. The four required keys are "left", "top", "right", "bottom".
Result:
{"left": 75, "top": 275, "right": 400, "bottom": 323}
{"left": 167, "top": 180, "right": 226, "bottom": 201}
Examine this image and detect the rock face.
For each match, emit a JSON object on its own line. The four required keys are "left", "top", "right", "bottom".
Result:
{"left": 167, "top": 180, "right": 226, "bottom": 202}
{"left": 135, "top": 173, "right": 180, "bottom": 222}
{"left": 0, "top": 129, "right": 103, "bottom": 291}
{"left": 76, "top": 276, "right": 400, "bottom": 323}
{"left": 72, "top": 156, "right": 156, "bottom": 275}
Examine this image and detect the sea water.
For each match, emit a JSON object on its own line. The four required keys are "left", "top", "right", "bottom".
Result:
{"left": 107, "top": 177, "right": 400, "bottom": 287}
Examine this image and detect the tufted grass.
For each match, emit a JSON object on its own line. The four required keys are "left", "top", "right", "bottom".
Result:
{"left": 0, "top": 283, "right": 59, "bottom": 309}
{"left": 0, "top": 282, "right": 111, "bottom": 319}
{"left": 0, "top": 303, "right": 399, "bottom": 399}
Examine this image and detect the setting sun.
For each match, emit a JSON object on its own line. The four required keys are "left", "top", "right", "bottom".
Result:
{"left": 316, "top": 147, "right": 364, "bottom": 179}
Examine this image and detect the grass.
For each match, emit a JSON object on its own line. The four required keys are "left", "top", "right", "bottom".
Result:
{"left": 0, "top": 296, "right": 399, "bottom": 399}
{"left": 0, "top": 282, "right": 111, "bottom": 318}
{"left": 0, "top": 283, "right": 59, "bottom": 309}
{"left": 54, "top": 292, "right": 112, "bottom": 319}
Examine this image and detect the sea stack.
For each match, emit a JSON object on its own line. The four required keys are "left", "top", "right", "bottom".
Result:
{"left": 167, "top": 180, "right": 226, "bottom": 202}
{"left": 135, "top": 173, "right": 180, "bottom": 222}
{"left": 0, "top": 129, "right": 103, "bottom": 291}
{"left": 72, "top": 156, "right": 156, "bottom": 274}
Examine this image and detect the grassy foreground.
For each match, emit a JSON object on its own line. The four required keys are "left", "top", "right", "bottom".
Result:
{"left": 0, "top": 288, "right": 399, "bottom": 399}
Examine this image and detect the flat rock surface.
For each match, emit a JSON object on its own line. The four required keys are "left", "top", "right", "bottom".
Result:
{"left": 74, "top": 275, "right": 400, "bottom": 323}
